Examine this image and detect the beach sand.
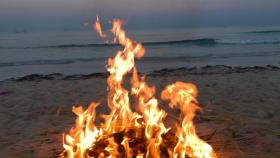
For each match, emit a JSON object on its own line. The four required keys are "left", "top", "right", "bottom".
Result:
{"left": 0, "top": 66, "right": 280, "bottom": 158}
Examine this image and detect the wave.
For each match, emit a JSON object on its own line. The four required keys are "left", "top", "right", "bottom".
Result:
{"left": 0, "top": 39, "right": 216, "bottom": 49}
{"left": 1, "top": 51, "right": 279, "bottom": 68}
{"left": 143, "top": 38, "right": 216, "bottom": 46}
{"left": 1, "top": 38, "right": 280, "bottom": 50}
{"left": 40, "top": 38, "right": 216, "bottom": 48}
{"left": 216, "top": 39, "right": 280, "bottom": 45}
{"left": 35, "top": 39, "right": 280, "bottom": 47}
{"left": 0, "top": 58, "right": 107, "bottom": 67}
{"left": 44, "top": 43, "right": 119, "bottom": 48}
{"left": 245, "top": 30, "right": 280, "bottom": 34}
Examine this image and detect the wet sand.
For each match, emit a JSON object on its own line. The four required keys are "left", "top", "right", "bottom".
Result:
{"left": 0, "top": 65, "right": 280, "bottom": 158}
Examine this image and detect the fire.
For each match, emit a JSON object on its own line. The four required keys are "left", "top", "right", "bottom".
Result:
{"left": 161, "top": 82, "right": 216, "bottom": 158}
{"left": 61, "top": 17, "right": 216, "bottom": 158}
{"left": 94, "top": 16, "right": 106, "bottom": 38}
{"left": 62, "top": 102, "right": 101, "bottom": 158}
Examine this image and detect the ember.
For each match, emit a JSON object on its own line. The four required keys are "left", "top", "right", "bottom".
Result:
{"left": 60, "top": 16, "right": 217, "bottom": 158}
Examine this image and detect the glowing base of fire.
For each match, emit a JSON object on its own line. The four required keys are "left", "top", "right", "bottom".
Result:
{"left": 61, "top": 126, "right": 177, "bottom": 157}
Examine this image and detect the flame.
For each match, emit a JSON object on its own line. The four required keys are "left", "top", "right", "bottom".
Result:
{"left": 61, "top": 17, "right": 216, "bottom": 158}
{"left": 131, "top": 67, "right": 169, "bottom": 157}
{"left": 102, "top": 19, "right": 145, "bottom": 135}
{"left": 94, "top": 16, "right": 106, "bottom": 38}
{"left": 62, "top": 102, "right": 101, "bottom": 158}
{"left": 161, "top": 82, "right": 217, "bottom": 158}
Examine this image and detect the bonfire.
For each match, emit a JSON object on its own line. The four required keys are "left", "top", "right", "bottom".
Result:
{"left": 60, "top": 16, "right": 217, "bottom": 158}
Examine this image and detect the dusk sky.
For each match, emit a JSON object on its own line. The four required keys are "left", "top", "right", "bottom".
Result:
{"left": 1, "top": 0, "right": 280, "bottom": 32}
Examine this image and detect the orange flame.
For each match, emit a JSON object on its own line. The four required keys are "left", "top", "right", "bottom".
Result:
{"left": 94, "top": 16, "right": 106, "bottom": 38}
{"left": 131, "top": 67, "right": 169, "bottom": 157}
{"left": 61, "top": 17, "right": 216, "bottom": 158}
{"left": 102, "top": 19, "right": 145, "bottom": 135}
{"left": 162, "top": 82, "right": 217, "bottom": 158}
{"left": 62, "top": 102, "right": 101, "bottom": 158}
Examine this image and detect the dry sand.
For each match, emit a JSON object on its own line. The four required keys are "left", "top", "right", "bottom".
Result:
{"left": 0, "top": 66, "right": 280, "bottom": 158}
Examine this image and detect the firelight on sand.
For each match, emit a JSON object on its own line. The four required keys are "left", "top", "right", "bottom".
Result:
{"left": 61, "top": 16, "right": 217, "bottom": 158}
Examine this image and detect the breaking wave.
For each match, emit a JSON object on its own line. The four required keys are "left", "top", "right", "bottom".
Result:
{"left": 27, "top": 38, "right": 280, "bottom": 48}
{"left": 1, "top": 38, "right": 280, "bottom": 49}
{"left": 40, "top": 38, "right": 217, "bottom": 48}
{"left": 216, "top": 39, "right": 280, "bottom": 45}
{"left": 245, "top": 30, "right": 280, "bottom": 34}
{"left": 1, "top": 51, "right": 279, "bottom": 68}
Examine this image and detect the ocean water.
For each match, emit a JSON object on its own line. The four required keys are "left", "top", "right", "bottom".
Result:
{"left": 0, "top": 26, "right": 280, "bottom": 80}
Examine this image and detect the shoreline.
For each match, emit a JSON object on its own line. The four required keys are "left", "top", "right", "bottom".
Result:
{"left": 4, "top": 64, "right": 280, "bottom": 82}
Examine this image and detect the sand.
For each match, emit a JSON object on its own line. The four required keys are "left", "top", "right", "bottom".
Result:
{"left": 0, "top": 66, "right": 280, "bottom": 158}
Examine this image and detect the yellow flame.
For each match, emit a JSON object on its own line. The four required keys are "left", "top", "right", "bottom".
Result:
{"left": 62, "top": 102, "right": 101, "bottom": 158}
{"left": 121, "top": 137, "right": 132, "bottom": 158}
{"left": 131, "top": 67, "right": 169, "bottom": 157}
{"left": 162, "top": 82, "right": 217, "bottom": 158}
{"left": 102, "top": 19, "right": 145, "bottom": 135}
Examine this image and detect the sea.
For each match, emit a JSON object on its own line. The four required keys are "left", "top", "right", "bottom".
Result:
{"left": 0, "top": 26, "right": 280, "bottom": 81}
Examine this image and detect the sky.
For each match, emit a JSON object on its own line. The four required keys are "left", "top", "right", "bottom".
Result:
{"left": 0, "top": 0, "right": 280, "bottom": 32}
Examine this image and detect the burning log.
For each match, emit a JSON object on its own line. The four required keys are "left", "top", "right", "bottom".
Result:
{"left": 60, "top": 125, "right": 217, "bottom": 157}
{"left": 61, "top": 127, "right": 180, "bottom": 158}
